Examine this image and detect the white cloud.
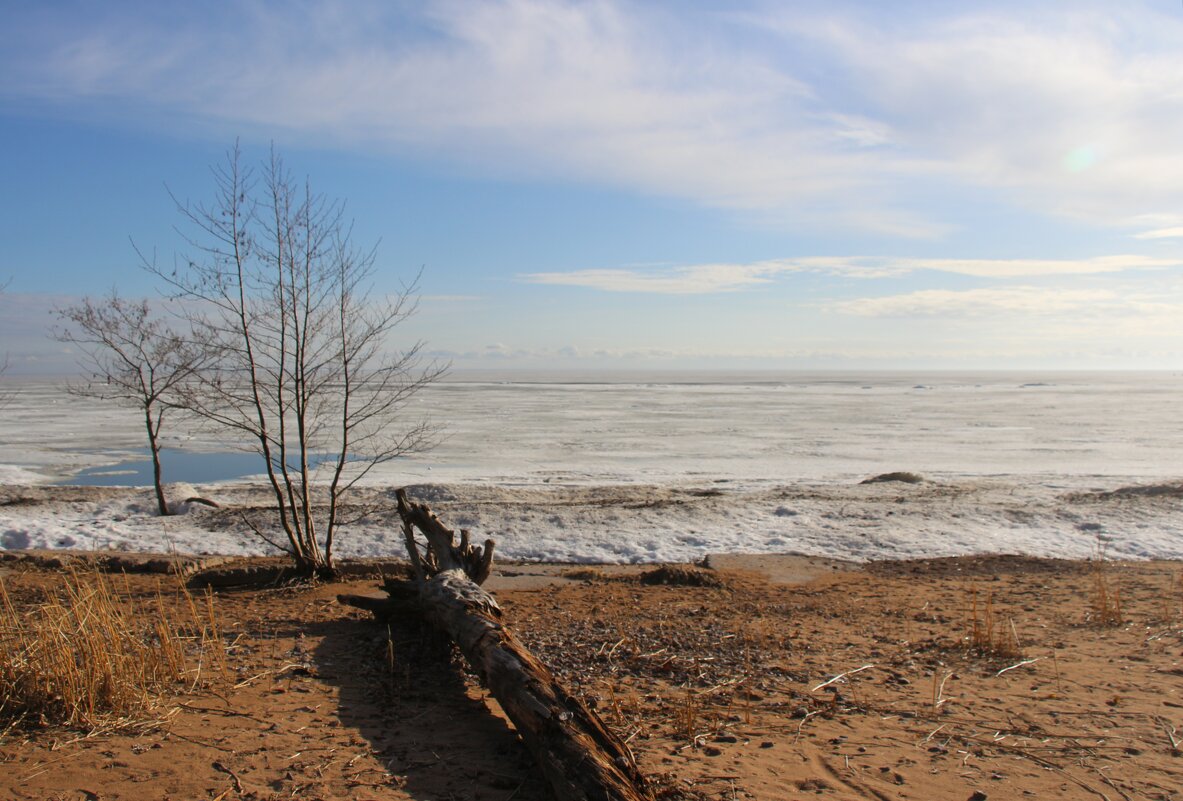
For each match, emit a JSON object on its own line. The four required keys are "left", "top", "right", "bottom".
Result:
{"left": 890, "top": 255, "right": 1180, "bottom": 278}
{"left": 521, "top": 262, "right": 785, "bottom": 293}
{"left": 8, "top": 2, "right": 1183, "bottom": 235}
{"left": 0, "top": 0, "right": 1181, "bottom": 262}
{"left": 1134, "top": 227, "right": 1183, "bottom": 240}
{"left": 754, "top": 4, "right": 1183, "bottom": 222}
{"left": 834, "top": 287, "right": 1109, "bottom": 317}
{"left": 832, "top": 286, "right": 1182, "bottom": 321}
{"left": 521, "top": 254, "right": 1183, "bottom": 294}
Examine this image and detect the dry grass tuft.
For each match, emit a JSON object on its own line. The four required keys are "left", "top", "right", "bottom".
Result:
{"left": 561, "top": 567, "right": 606, "bottom": 582}
{"left": 679, "top": 684, "right": 702, "bottom": 744}
{"left": 640, "top": 565, "right": 723, "bottom": 588}
{"left": 966, "top": 587, "right": 1024, "bottom": 659}
{"left": 1086, "top": 544, "right": 1123, "bottom": 627}
{"left": 1156, "top": 570, "right": 1182, "bottom": 624}
{"left": 0, "top": 569, "right": 225, "bottom": 732}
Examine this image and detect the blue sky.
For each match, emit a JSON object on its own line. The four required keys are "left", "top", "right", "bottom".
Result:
{"left": 3, "top": 0, "right": 1183, "bottom": 373}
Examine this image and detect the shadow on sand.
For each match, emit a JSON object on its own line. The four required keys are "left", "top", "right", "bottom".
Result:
{"left": 309, "top": 612, "right": 549, "bottom": 800}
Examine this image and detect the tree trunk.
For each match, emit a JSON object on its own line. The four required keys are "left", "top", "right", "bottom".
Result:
{"left": 339, "top": 489, "right": 653, "bottom": 801}
{"left": 145, "top": 409, "right": 170, "bottom": 517}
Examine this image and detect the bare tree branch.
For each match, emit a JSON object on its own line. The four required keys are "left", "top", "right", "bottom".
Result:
{"left": 145, "top": 143, "right": 446, "bottom": 577}
{"left": 53, "top": 291, "right": 209, "bottom": 516}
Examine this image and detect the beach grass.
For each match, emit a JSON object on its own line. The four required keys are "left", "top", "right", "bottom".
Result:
{"left": 1087, "top": 547, "right": 1124, "bottom": 627}
{"left": 966, "top": 587, "right": 1024, "bottom": 659}
{"left": 0, "top": 568, "right": 224, "bottom": 732}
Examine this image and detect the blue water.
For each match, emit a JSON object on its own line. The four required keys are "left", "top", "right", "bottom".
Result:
{"left": 62, "top": 449, "right": 336, "bottom": 486}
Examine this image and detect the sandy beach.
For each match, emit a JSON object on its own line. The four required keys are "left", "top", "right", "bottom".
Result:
{"left": 2, "top": 544, "right": 1180, "bottom": 801}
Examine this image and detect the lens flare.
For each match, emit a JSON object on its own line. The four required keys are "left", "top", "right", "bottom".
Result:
{"left": 1064, "top": 145, "right": 1098, "bottom": 173}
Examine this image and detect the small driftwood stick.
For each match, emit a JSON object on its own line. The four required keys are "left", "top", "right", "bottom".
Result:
{"left": 339, "top": 488, "right": 652, "bottom": 801}
{"left": 812, "top": 664, "right": 876, "bottom": 692}
{"left": 995, "top": 657, "right": 1042, "bottom": 677}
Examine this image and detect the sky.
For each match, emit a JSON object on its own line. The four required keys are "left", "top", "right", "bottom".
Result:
{"left": 2, "top": 0, "right": 1183, "bottom": 373}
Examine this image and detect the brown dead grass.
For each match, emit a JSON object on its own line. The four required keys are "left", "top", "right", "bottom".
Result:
{"left": 0, "top": 568, "right": 225, "bottom": 732}
{"left": 966, "top": 586, "right": 1024, "bottom": 659}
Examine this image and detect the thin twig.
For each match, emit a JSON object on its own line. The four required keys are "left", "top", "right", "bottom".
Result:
{"left": 177, "top": 702, "right": 270, "bottom": 725}
{"left": 996, "top": 657, "right": 1042, "bottom": 677}
{"left": 793, "top": 710, "right": 819, "bottom": 743}
{"left": 959, "top": 734, "right": 1111, "bottom": 800}
{"left": 1157, "top": 716, "right": 1180, "bottom": 749}
{"left": 813, "top": 664, "right": 875, "bottom": 691}
{"left": 922, "top": 723, "right": 948, "bottom": 743}
{"left": 236, "top": 510, "right": 294, "bottom": 555}
{"left": 232, "top": 662, "right": 307, "bottom": 689}
{"left": 213, "top": 760, "right": 244, "bottom": 794}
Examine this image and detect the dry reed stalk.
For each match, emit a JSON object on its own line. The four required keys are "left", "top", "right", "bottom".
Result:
{"left": 171, "top": 576, "right": 231, "bottom": 685}
{"left": 604, "top": 682, "right": 638, "bottom": 730}
{"left": 202, "top": 587, "right": 230, "bottom": 681}
{"left": 0, "top": 568, "right": 226, "bottom": 732}
{"left": 739, "top": 680, "right": 752, "bottom": 726}
{"left": 681, "top": 685, "right": 699, "bottom": 744}
{"left": 1087, "top": 549, "right": 1123, "bottom": 627}
{"left": 966, "top": 587, "right": 1023, "bottom": 659}
{"left": 931, "top": 671, "right": 953, "bottom": 711}
{"left": 1160, "top": 570, "right": 1183, "bottom": 624}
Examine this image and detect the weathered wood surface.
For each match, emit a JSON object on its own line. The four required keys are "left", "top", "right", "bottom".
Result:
{"left": 339, "top": 489, "right": 652, "bottom": 801}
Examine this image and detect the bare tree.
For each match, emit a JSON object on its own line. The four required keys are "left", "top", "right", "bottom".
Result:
{"left": 151, "top": 144, "right": 444, "bottom": 577}
{"left": 54, "top": 292, "right": 206, "bottom": 516}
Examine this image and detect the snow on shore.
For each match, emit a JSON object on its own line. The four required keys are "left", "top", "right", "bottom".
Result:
{"left": 3, "top": 477, "right": 1181, "bottom": 564}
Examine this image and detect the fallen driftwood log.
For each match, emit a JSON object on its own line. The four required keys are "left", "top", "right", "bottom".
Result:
{"left": 339, "top": 488, "right": 652, "bottom": 801}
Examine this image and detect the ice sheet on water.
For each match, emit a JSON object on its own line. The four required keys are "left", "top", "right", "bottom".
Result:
{"left": 1, "top": 372, "right": 1182, "bottom": 561}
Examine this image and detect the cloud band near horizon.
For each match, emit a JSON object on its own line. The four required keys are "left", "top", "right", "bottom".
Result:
{"left": 520, "top": 254, "right": 1183, "bottom": 294}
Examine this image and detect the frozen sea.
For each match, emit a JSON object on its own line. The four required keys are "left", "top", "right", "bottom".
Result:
{"left": 2, "top": 371, "right": 1182, "bottom": 563}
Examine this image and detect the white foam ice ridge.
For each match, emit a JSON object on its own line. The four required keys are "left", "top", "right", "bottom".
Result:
{"left": 2, "top": 478, "right": 1182, "bottom": 563}
{"left": 2, "top": 372, "right": 1182, "bottom": 562}
{"left": 388, "top": 479, "right": 1183, "bottom": 563}
{"left": 0, "top": 465, "right": 50, "bottom": 485}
